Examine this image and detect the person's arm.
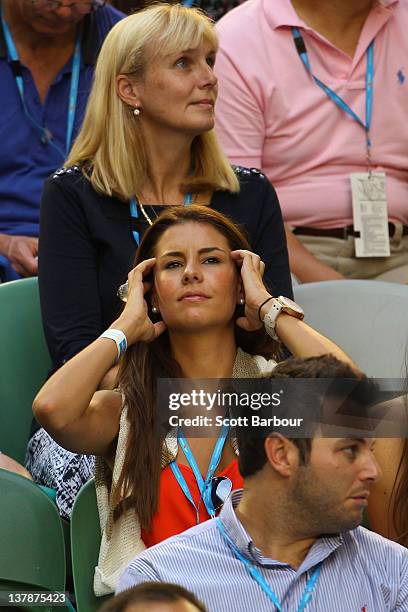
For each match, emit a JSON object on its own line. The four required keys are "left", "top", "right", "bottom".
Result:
{"left": 0, "top": 233, "right": 38, "bottom": 277}
{"left": 33, "top": 260, "right": 166, "bottom": 456}
{"left": 215, "top": 44, "right": 264, "bottom": 170}
{"left": 251, "top": 177, "right": 293, "bottom": 299}
{"left": 285, "top": 227, "right": 344, "bottom": 282}
{"left": 39, "top": 176, "right": 107, "bottom": 369}
{"left": 116, "top": 559, "right": 160, "bottom": 594}
{"left": 0, "top": 452, "right": 33, "bottom": 480}
{"left": 232, "top": 249, "right": 355, "bottom": 367}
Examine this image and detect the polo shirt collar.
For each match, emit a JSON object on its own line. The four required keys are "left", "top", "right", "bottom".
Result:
{"left": 264, "top": 0, "right": 399, "bottom": 31}
{"left": 0, "top": 3, "right": 100, "bottom": 64}
{"left": 220, "top": 489, "right": 345, "bottom": 574}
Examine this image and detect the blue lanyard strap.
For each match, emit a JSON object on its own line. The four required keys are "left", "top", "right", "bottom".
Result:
{"left": 129, "top": 193, "right": 193, "bottom": 246}
{"left": 170, "top": 424, "right": 229, "bottom": 520}
{"left": 66, "top": 36, "right": 81, "bottom": 155}
{"left": 291, "top": 27, "right": 374, "bottom": 148}
{"left": 216, "top": 519, "right": 322, "bottom": 612}
{"left": 0, "top": 8, "right": 81, "bottom": 157}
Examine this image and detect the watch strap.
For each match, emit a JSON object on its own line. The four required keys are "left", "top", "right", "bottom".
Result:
{"left": 263, "top": 299, "right": 283, "bottom": 341}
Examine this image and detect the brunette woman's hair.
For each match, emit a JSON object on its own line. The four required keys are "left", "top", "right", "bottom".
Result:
{"left": 112, "top": 205, "right": 278, "bottom": 529}
{"left": 391, "top": 387, "right": 408, "bottom": 546}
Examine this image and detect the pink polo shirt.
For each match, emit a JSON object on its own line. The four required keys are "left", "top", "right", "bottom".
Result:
{"left": 215, "top": 0, "right": 408, "bottom": 228}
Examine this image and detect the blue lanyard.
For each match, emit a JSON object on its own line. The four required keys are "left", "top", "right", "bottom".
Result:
{"left": 292, "top": 27, "right": 374, "bottom": 152}
{"left": 0, "top": 8, "right": 81, "bottom": 158}
{"left": 129, "top": 193, "right": 193, "bottom": 246}
{"left": 216, "top": 519, "right": 322, "bottom": 612}
{"left": 170, "top": 424, "right": 229, "bottom": 521}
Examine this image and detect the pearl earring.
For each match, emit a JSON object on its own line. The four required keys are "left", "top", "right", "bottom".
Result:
{"left": 239, "top": 298, "right": 245, "bottom": 305}
{"left": 133, "top": 107, "right": 140, "bottom": 116}
{"left": 152, "top": 306, "right": 159, "bottom": 314}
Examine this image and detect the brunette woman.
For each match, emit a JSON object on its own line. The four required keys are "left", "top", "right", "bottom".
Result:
{"left": 34, "top": 206, "right": 354, "bottom": 593}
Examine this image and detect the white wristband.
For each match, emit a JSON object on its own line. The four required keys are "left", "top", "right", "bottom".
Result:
{"left": 100, "top": 329, "right": 127, "bottom": 361}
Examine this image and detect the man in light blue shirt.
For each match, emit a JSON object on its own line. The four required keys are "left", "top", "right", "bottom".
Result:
{"left": 117, "top": 356, "right": 408, "bottom": 611}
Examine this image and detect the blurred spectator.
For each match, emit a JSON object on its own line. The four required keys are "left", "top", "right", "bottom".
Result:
{"left": 197, "top": 1, "right": 247, "bottom": 22}
{"left": 117, "top": 357, "right": 408, "bottom": 611}
{"left": 108, "top": 0, "right": 141, "bottom": 13}
{"left": 100, "top": 583, "right": 207, "bottom": 612}
{"left": 0, "top": 0, "right": 123, "bottom": 281}
{"left": 0, "top": 451, "right": 32, "bottom": 480}
{"left": 215, "top": 0, "right": 408, "bottom": 283}
{"left": 109, "top": 1, "right": 247, "bottom": 20}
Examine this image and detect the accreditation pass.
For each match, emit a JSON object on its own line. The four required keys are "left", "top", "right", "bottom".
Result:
{"left": 350, "top": 172, "right": 390, "bottom": 257}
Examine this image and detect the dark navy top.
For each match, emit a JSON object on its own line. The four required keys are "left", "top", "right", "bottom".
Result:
{"left": 39, "top": 166, "right": 293, "bottom": 370}
{"left": 0, "top": 3, "right": 123, "bottom": 278}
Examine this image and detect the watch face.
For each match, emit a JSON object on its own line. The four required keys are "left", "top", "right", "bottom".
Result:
{"left": 278, "top": 296, "right": 304, "bottom": 316}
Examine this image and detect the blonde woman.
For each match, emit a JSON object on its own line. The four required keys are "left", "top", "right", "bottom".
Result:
{"left": 26, "top": 3, "right": 292, "bottom": 518}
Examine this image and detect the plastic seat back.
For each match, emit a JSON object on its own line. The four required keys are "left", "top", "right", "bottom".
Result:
{"left": 0, "top": 277, "right": 51, "bottom": 462}
{"left": 294, "top": 280, "right": 408, "bottom": 377}
{"left": 71, "top": 479, "right": 109, "bottom": 612}
{"left": 0, "top": 468, "right": 66, "bottom": 594}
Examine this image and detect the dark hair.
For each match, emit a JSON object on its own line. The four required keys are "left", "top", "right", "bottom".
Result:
{"left": 100, "top": 582, "right": 207, "bottom": 612}
{"left": 110, "top": 1, "right": 179, "bottom": 15}
{"left": 113, "top": 205, "right": 278, "bottom": 528}
{"left": 391, "top": 379, "right": 408, "bottom": 546}
{"left": 238, "top": 355, "right": 370, "bottom": 477}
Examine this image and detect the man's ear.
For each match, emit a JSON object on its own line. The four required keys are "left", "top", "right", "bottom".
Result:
{"left": 116, "top": 74, "right": 142, "bottom": 109}
{"left": 264, "top": 434, "right": 300, "bottom": 477}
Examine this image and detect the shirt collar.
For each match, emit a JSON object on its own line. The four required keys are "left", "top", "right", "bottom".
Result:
{"left": 220, "top": 489, "right": 345, "bottom": 574}
{"left": 264, "top": 0, "right": 399, "bottom": 31}
{"left": 0, "top": 4, "right": 100, "bottom": 64}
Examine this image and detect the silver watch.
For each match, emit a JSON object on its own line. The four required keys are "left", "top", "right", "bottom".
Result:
{"left": 263, "top": 296, "right": 304, "bottom": 340}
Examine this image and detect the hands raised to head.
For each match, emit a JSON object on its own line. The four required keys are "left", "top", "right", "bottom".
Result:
{"left": 114, "top": 258, "right": 167, "bottom": 345}
{"left": 231, "top": 249, "right": 273, "bottom": 333}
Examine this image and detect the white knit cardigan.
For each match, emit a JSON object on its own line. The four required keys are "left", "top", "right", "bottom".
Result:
{"left": 94, "top": 347, "right": 277, "bottom": 595}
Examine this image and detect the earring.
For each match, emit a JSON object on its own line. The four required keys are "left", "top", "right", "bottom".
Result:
{"left": 239, "top": 298, "right": 245, "bottom": 305}
{"left": 152, "top": 306, "right": 159, "bottom": 314}
{"left": 133, "top": 107, "right": 140, "bottom": 116}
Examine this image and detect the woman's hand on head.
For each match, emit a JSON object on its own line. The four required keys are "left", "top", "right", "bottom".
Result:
{"left": 231, "top": 249, "right": 272, "bottom": 332}
{"left": 113, "top": 258, "right": 167, "bottom": 344}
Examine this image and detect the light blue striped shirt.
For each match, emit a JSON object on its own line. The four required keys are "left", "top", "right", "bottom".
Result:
{"left": 117, "top": 491, "right": 408, "bottom": 611}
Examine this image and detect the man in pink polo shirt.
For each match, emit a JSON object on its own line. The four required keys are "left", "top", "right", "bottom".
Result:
{"left": 215, "top": 0, "right": 408, "bottom": 283}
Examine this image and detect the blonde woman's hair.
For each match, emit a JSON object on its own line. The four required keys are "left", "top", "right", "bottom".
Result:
{"left": 66, "top": 3, "right": 239, "bottom": 199}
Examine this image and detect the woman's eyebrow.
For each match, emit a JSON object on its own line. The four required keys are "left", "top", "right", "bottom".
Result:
{"left": 159, "top": 247, "right": 226, "bottom": 259}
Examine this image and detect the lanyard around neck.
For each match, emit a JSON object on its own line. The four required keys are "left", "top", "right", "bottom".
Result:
{"left": 292, "top": 27, "right": 374, "bottom": 162}
{"left": 216, "top": 519, "right": 322, "bottom": 612}
{"left": 129, "top": 193, "right": 193, "bottom": 246}
{"left": 170, "top": 425, "right": 229, "bottom": 521}
{"left": 0, "top": 8, "right": 81, "bottom": 158}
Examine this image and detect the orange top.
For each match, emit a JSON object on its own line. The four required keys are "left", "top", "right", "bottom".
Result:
{"left": 141, "top": 458, "right": 243, "bottom": 548}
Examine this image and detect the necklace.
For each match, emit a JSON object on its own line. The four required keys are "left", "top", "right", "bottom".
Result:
{"left": 129, "top": 192, "right": 193, "bottom": 246}
{"left": 138, "top": 202, "right": 157, "bottom": 226}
